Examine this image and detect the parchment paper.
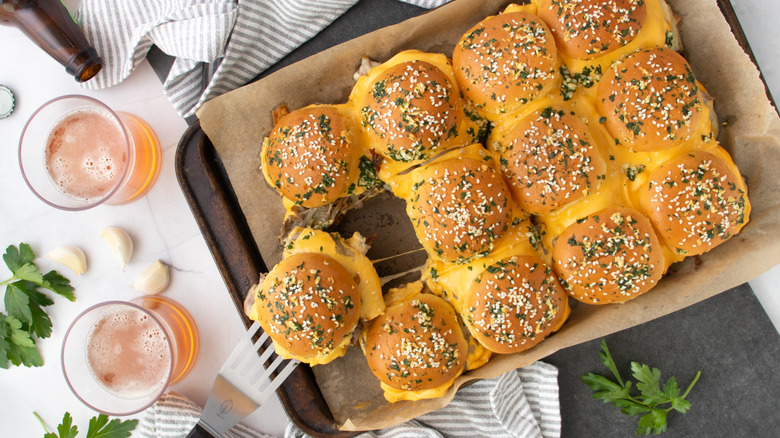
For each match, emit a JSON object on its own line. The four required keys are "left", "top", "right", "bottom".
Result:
{"left": 196, "top": 0, "right": 780, "bottom": 431}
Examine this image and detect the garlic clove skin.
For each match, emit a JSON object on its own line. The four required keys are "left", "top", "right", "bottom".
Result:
{"left": 47, "top": 245, "right": 87, "bottom": 276}
{"left": 101, "top": 226, "right": 134, "bottom": 270}
{"left": 133, "top": 260, "right": 170, "bottom": 295}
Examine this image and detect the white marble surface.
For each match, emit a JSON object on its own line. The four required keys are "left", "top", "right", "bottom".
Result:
{"left": 0, "top": 1, "right": 778, "bottom": 438}
{"left": 0, "top": 22, "right": 288, "bottom": 438}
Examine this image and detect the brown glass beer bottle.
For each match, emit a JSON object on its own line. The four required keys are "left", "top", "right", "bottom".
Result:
{"left": 0, "top": 0, "right": 102, "bottom": 82}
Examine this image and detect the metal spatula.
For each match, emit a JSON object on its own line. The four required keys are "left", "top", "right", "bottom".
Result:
{"left": 187, "top": 321, "right": 300, "bottom": 437}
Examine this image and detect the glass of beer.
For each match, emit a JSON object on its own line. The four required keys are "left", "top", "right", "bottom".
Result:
{"left": 61, "top": 296, "right": 200, "bottom": 416}
{"left": 18, "top": 95, "right": 162, "bottom": 211}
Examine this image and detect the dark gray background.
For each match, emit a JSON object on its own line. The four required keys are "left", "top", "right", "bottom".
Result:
{"left": 150, "top": 1, "right": 780, "bottom": 436}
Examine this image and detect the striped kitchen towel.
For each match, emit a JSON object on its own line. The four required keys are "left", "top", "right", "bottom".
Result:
{"left": 76, "top": 0, "right": 451, "bottom": 119}
{"left": 138, "top": 391, "right": 275, "bottom": 438}
{"left": 138, "top": 362, "right": 560, "bottom": 437}
{"left": 287, "top": 361, "right": 562, "bottom": 438}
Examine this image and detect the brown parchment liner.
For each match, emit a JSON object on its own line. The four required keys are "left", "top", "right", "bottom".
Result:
{"left": 196, "top": 0, "right": 780, "bottom": 431}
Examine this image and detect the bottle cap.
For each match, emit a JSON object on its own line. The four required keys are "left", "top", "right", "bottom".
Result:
{"left": 0, "top": 85, "right": 14, "bottom": 119}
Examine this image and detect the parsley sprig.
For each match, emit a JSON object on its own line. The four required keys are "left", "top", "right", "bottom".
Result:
{"left": 581, "top": 339, "right": 701, "bottom": 435}
{"left": 1, "top": 243, "right": 74, "bottom": 368}
{"left": 38, "top": 412, "right": 138, "bottom": 438}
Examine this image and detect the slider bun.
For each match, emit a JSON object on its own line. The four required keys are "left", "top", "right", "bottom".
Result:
{"left": 596, "top": 47, "right": 704, "bottom": 152}
{"left": 553, "top": 206, "right": 664, "bottom": 304}
{"left": 639, "top": 151, "right": 750, "bottom": 256}
{"left": 357, "top": 59, "right": 462, "bottom": 163}
{"left": 463, "top": 255, "right": 570, "bottom": 354}
{"left": 498, "top": 106, "right": 607, "bottom": 215}
{"left": 261, "top": 105, "right": 358, "bottom": 208}
{"left": 365, "top": 293, "right": 467, "bottom": 394}
{"left": 536, "top": 0, "right": 647, "bottom": 60}
{"left": 407, "top": 155, "right": 513, "bottom": 263}
{"left": 250, "top": 252, "right": 361, "bottom": 365}
{"left": 452, "top": 11, "right": 558, "bottom": 120}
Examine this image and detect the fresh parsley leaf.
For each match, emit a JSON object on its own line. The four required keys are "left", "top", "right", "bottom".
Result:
{"left": 580, "top": 373, "right": 632, "bottom": 404}
{"left": 42, "top": 412, "right": 138, "bottom": 438}
{"left": 4, "top": 282, "right": 33, "bottom": 324}
{"left": 44, "top": 412, "right": 78, "bottom": 438}
{"left": 2, "top": 315, "right": 43, "bottom": 367}
{"left": 0, "top": 315, "right": 10, "bottom": 366}
{"left": 599, "top": 338, "right": 624, "bottom": 386}
{"left": 581, "top": 339, "right": 701, "bottom": 435}
{"left": 24, "top": 286, "right": 54, "bottom": 338}
{"left": 42, "top": 270, "right": 76, "bottom": 301}
{"left": 3, "top": 243, "right": 35, "bottom": 272}
{"left": 1, "top": 243, "right": 74, "bottom": 368}
{"left": 632, "top": 363, "right": 666, "bottom": 407}
{"left": 13, "top": 262, "right": 44, "bottom": 284}
{"left": 85, "top": 414, "right": 138, "bottom": 438}
{"left": 637, "top": 409, "right": 668, "bottom": 435}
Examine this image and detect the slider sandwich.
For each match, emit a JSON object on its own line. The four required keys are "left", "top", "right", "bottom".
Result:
{"left": 452, "top": 9, "right": 560, "bottom": 121}
{"left": 638, "top": 150, "right": 750, "bottom": 261}
{"left": 552, "top": 205, "right": 664, "bottom": 304}
{"left": 596, "top": 47, "right": 706, "bottom": 152}
{"left": 363, "top": 290, "right": 468, "bottom": 403}
{"left": 260, "top": 104, "right": 385, "bottom": 237}
{"left": 535, "top": 0, "right": 649, "bottom": 61}
{"left": 490, "top": 105, "right": 609, "bottom": 215}
{"left": 350, "top": 50, "right": 485, "bottom": 179}
{"left": 394, "top": 144, "right": 517, "bottom": 264}
{"left": 246, "top": 227, "right": 384, "bottom": 365}
{"left": 462, "top": 255, "right": 569, "bottom": 354}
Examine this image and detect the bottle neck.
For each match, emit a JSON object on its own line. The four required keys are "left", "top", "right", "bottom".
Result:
{"left": 67, "top": 46, "right": 103, "bottom": 82}
{"left": 0, "top": 0, "right": 103, "bottom": 82}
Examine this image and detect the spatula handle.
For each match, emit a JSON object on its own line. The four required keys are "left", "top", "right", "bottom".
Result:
{"left": 186, "top": 422, "right": 218, "bottom": 437}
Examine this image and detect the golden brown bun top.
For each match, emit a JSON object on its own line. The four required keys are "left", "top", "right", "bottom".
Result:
{"left": 596, "top": 47, "right": 703, "bottom": 152}
{"left": 407, "top": 156, "right": 513, "bottom": 263}
{"left": 464, "top": 255, "right": 569, "bottom": 354}
{"left": 640, "top": 150, "right": 750, "bottom": 257}
{"left": 365, "top": 293, "right": 467, "bottom": 391}
{"left": 552, "top": 205, "right": 663, "bottom": 304}
{"left": 537, "top": 0, "right": 647, "bottom": 60}
{"left": 358, "top": 60, "right": 462, "bottom": 163}
{"left": 499, "top": 106, "right": 607, "bottom": 215}
{"left": 252, "top": 252, "right": 361, "bottom": 364}
{"left": 452, "top": 11, "right": 558, "bottom": 120}
{"left": 262, "top": 105, "right": 358, "bottom": 208}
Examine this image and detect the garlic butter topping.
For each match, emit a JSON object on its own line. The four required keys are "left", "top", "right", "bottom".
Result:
{"left": 453, "top": 11, "right": 559, "bottom": 120}
{"left": 553, "top": 206, "right": 663, "bottom": 304}
{"left": 465, "top": 255, "right": 567, "bottom": 353}
{"left": 263, "top": 106, "right": 355, "bottom": 208}
{"left": 367, "top": 294, "right": 466, "bottom": 392}
{"left": 597, "top": 47, "right": 703, "bottom": 152}
{"left": 642, "top": 151, "right": 749, "bottom": 256}
{"left": 407, "top": 156, "right": 512, "bottom": 264}
{"left": 360, "top": 60, "right": 461, "bottom": 162}
{"left": 538, "top": 0, "right": 647, "bottom": 59}
{"left": 498, "top": 106, "right": 607, "bottom": 214}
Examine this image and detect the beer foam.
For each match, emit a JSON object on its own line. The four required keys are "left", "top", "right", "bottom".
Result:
{"left": 44, "top": 108, "right": 127, "bottom": 202}
{"left": 86, "top": 307, "right": 172, "bottom": 399}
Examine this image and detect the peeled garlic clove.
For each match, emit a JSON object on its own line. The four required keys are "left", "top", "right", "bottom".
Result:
{"left": 133, "top": 260, "right": 170, "bottom": 295}
{"left": 47, "top": 246, "right": 87, "bottom": 276}
{"left": 101, "top": 226, "right": 133, "bottom": 270}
